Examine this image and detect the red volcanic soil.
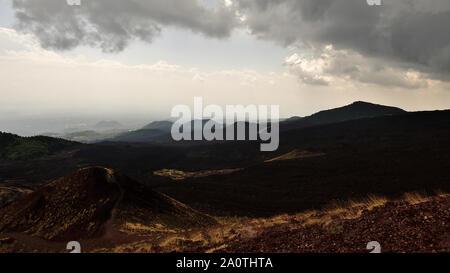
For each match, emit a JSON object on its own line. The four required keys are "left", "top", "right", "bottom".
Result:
{"left": 0, "top": 167, "right": 122, "bottom": 241}
{"left": 0, "top": 167, "right": 448, "bottom": 253}
{"left": 221, "top": 196, "right": 450, "bottom": 253}
{"left": 0, "top": 167, "right": 216, "bottom": 253}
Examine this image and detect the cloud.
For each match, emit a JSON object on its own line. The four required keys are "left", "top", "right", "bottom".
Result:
{"left": 3, "top": 26, "right": 450, "bottom": 128}
{"left": 12, "top": 0, "right": 237, "bottom": 53}
{"left": 285, "top": 52, "right": 330, "bottom": 86}
{"left": 0, "top": 27, "right": 300, "bottom": 118}
{"left": 6, "top": 0, "right": 450, "bottom": 101}
{"left": 233, "top": 0, "right": 450, "bottom": 81}
{"left": 11, "top": 0, "right": 450, "bottom": 83}
{"left": 285, "top": 45, "right": 429, "bottom": 89}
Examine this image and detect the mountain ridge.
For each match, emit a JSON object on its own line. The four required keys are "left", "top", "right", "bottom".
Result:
{"left": 281, "top": 101, "right": 406, "bottom": 131}
{"left": 104, "top": 101, "right": 406, "bottom": 143}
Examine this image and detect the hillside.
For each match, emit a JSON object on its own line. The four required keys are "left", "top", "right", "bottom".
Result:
{"left": 0, "top": 167, "right": 216, "bottom": 247}
{"left": 85, "top": 101, "right": 403, "bottom": 145}
{"left": 220, "top": 194, "right": 450, "bottom": 253}
{"left": 91, "top": 193, "right": 449, "bottom": 253}
{"left": 108, "top": 129, "right": 168, "bottom": 143}
{"left": 2, "top": 107, "right": 449, "bottom": 197}
{"left": 154, "top": 110, "right": 450, "bottom": 217}
{"left": 0, "top": 103, "right": 449, "bottom": 253}
{"left": 281, "top": 101, "right": 406, "bottom": 131}
{"left": 61, "top": 130, "right": 126, "bottom": 143}
{"left": 105, "top": 101, "right": 406, "bottom": 144}
{"left": 0, "top": 132, "right": 78, "bottom": 160}
{"left": 142, "top": 121, "right": 173, "bottom": 132}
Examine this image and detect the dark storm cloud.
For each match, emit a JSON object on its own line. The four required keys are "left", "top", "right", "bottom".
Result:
{"left": 12, "top": 0, "right": 237, "bottom": 53}
{"left": 11, "top": 0, "right": 450, "bottom": 83}
{"left": 238, "top": 0, "right": 450, "bottom": 80}
{"left": 233, "top": 0, "right": 450, "bottom": 81}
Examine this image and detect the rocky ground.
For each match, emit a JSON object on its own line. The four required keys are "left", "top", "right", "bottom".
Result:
{"left": 0, "top": 167, "right": 448, "bottom": 253}
{"left": 221, "top": 195, "right": 450, "bottom": 253}
{"left": 97, "top": 194, "right": 449, "bottom": 253}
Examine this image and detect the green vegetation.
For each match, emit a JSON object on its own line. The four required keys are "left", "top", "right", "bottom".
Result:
{"left": 109, "top": 129, "right": 166, "bottom": 142}
{"left": 0, "top": 132, "right": 78, "bottom": 160}
{"left": 62, "top": 130, "right": 124, "bottom": 143}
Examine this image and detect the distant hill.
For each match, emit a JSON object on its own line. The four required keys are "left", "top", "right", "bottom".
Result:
{"left": 60, "top": 130, "right": 126, "bottom": 143}
{"left": 110, "top": 120, "right": 224, "bottom": 143}
{"left": 108, "top": 129, "right": 168, "bottom": 143}
{"left": 142, "top": 121, "right": 173, "bottom": 132}
{"left": 0, "top": 167, "right": 216, "bottom": 241}
{"left": 281, "top": 101, "right": 406, "bottom": 131}
{"left": 110, "top": 102, "right": 406, "bottom": 143}
{"left": 0, "top": 132, "right": 78, "bottom": 160}
{"left": 94, "top": 120, "right": 123, "bottom": 130}
{"left": 63, "top": 130, "right": 104, "bottom": 142}
{"left": 156, "top": 110, "right": 450, "bottom": 217}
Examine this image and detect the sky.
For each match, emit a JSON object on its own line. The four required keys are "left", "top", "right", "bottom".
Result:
{"left": 1, "top": 0, "right": 450, "bottom": 135}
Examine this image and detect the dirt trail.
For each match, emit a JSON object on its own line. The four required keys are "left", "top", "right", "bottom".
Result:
{"left": 98, "top": 168, "right": 125, "bottom": 238}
